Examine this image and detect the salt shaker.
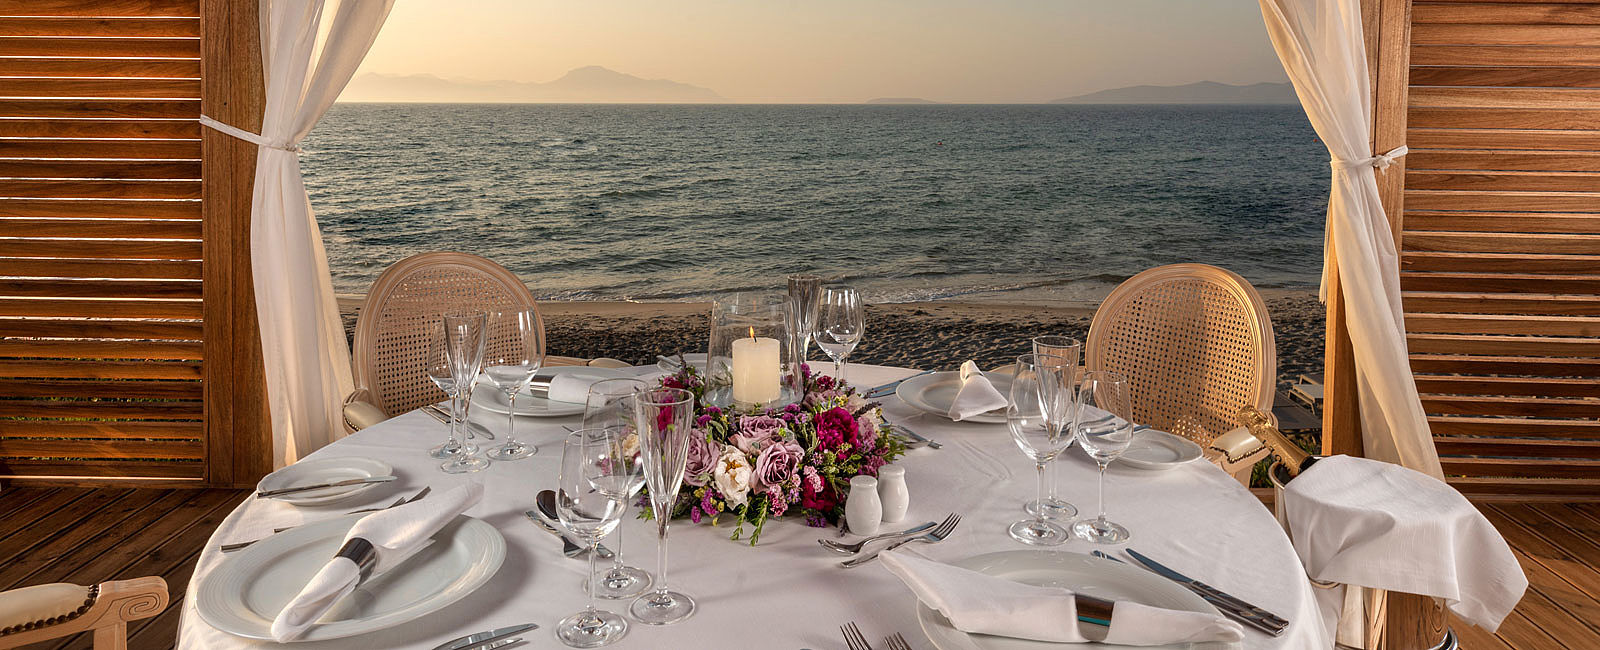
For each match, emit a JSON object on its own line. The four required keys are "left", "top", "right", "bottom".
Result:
{"left": 877, "top": 465, "right": 909, "bottom": 523}
{"left": 845, "top": 475, "right": 882, "bottom": 536}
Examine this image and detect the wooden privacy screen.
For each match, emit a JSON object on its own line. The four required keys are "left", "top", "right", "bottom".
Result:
{"left": 1405, "top": 0, "right": 1600, "bottom": 496}
{"left": 0, "top": 0, "right": 264, "bottom": 485}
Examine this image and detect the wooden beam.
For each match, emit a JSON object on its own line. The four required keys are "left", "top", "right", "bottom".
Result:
{"left": 200, "top": 0, "right": 268, "bottom": 487}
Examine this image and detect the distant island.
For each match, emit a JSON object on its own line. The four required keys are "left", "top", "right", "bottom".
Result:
{"left": 1050, "top": 81, "right": 1297, "bottom": 104}
{"left": 865, "top": 97, "right": 939, "bottom": 104}
{"left": 339, "top": 66, "right": 723, "bottom": 103}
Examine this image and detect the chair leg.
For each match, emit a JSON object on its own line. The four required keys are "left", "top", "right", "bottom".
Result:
{"left": 92, "top": 622, "right": 128, "bottom": 650}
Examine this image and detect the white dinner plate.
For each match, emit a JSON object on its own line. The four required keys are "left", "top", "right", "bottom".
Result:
{"left": 896, "top": 371, "right": 1014, "bottom": 424}
{"left": 1119, "top": 429, "right": 1204, "bottom": 471}
{"left": 917, "top": 550, "right": 1237, "bottom": 650}
{"left": 198, "top": 513, "right": 505, "bottom": 642}
{"left": 471, "top": 366, "right": 595, "bottom": 418}
{"left": 657, "top": 352, "right": 708, "bottom": 373}
{"left": 255, "top": 457, "right": 393, "bottom": 506}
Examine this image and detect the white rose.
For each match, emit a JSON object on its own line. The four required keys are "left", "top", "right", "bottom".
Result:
{"left": 712, "top": 444, "right": 753, "bottom": 508}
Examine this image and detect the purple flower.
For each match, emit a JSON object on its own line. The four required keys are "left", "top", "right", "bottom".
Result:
{"left": 730, "top": 415, "right": 786, "bottom": 454}
{"left": 752, "top": 439, "right": 803, "bottom": 492}
{"left": 683, "top": 433, "right": 719, "bottom": 487}
{"left": 814, "top": 406, "right": 860, "bottom": 451}
{"left": 856, "top": 416, "right": 879, "bottom": 450}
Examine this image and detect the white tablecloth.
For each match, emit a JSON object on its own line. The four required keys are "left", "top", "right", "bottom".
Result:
{"left": 179, "top": 364, "right": 1330, "bottom": 649}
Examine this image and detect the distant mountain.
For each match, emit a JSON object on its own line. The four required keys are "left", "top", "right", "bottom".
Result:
{"left": 339, "top": 66, "right": 723, "bottom": 103}
{"left": 866, "top": 97, "right": 938, "bottom": 104}
{"left": 1050, "top": 81, "right": 1297, "bottom": 105}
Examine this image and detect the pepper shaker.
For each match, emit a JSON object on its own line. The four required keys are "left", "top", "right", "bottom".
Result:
{"left": 877, "top": 465, "right": 909, "bottom": 523}
{"left": 845, "top": 475, "right": 882, "bottom": 536}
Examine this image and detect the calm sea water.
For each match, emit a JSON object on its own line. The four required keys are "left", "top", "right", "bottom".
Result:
{"left": 302, "top": 103, "right": 1328, "bottom": 303}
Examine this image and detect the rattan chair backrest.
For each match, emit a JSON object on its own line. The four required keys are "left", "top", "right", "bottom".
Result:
{"left": 351, "top": 252, "right": 543, "bottom": 417}
{"left": 1085, "top": 264, "right": 1276, "bottom": 446}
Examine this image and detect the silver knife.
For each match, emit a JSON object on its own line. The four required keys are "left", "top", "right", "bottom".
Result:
{"left": 257, "top": 475, "right": 397, "bottom": 498}
{"left": 431, "top": 623, "right": 539, "bottom": 650}
{"left": 891, "top": 424, "right": 943, "bottom": 450}
{"left": 425, "top": 404, "right": 495, "bottom": 440}
{"left": 864, "top": 369, "right": 935, "bottom": 397}
{"left": 1123, "top": 548, "right": 1289, "bottom": 635}
{"left": 471, "top": 637, "right": 523, "bottom": 650}
{"left": 524, "top": 510, "right": 614, "bottom": 559}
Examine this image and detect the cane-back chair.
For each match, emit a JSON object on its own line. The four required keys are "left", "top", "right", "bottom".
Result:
{"left": 1085, "top": 264, "right": 1277, "bottom": 480}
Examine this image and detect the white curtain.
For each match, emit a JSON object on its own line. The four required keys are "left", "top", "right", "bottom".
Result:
{"left": 1258, "top": 0, "right": 1443, "bottom": 478}
{"left": 202, "top": 0, "right": 396, "bottom": 468}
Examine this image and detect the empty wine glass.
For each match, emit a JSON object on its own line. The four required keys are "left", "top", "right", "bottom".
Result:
{"left": 425, "top": 334, "right": 477, "bottom": 459}
{"left": 1073, "top": 371, "right": 1134, "bottom": 544}
{"left": 555, "top": 428, "right": 633, "bottom": 647}
{"left": 582, "top": 378, "right": 652, "bottom": 600}
{"left": 440, "top": 310, "right": 489, "bottom": 474}
{"left": 482, "top": 308, "right": 545, "bottom": 461}
{"left": 629, "top": 387, "right": 697, "bottom": 625}
{"left": 787, "top": 273, "right": 822, "bottom": 362}
{"left": 1006, "top": 353, "right": 1075, "bottom": 546}
{"left": 1025, "top": 335, "right": 1080, "bottom": 520}
{"left": 814, "top": 285, "right": 864, "bottom": 383}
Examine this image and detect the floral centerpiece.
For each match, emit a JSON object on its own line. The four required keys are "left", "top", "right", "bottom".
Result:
{"left": 647, "top": 362, "right": 905, "bottom": 545}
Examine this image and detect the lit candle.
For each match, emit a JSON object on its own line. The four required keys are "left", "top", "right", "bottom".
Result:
{"left": 731, "top": 327, "right": 781, "bottom": 404}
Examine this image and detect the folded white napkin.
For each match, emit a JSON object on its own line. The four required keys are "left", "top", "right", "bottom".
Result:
{"left": 881, "top": 549, "right": 1244, "bottom": 645}
{"left": 546, "top": 368, "right": 629, "bottom": 404}
{"left": 948, "top": 361, "right": 1008, "bottom": 421}
{"left": 270, "top": 483, "right": 484, "bottom": 642}
{"left": 1283, "top": 455, "right": 1526, "bottom": 632}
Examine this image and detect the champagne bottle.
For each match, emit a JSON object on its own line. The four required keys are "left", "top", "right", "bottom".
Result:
{"left": 1237, "top": 405, "right": 1317, "bottom": 477}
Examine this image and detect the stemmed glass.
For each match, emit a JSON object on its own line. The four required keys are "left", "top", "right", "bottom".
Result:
{"left": 787, "top": 274, "right": 822, "bottom": 362}
{"left": 814, "top": 285, "right": 864, "bottom": 383}
{"left": 555, "top": 428, "right": 635, "bottom": 647}
{"left": 425, "top": 333, "right": 477, "bottom": 459}
{"left": 1005, "top": 353, "right": 1075, "bottom": 546}
{"left": 442, "top": 311, "right": 490, "bottom": 473}
{"left": 629, "top": 387, "right": 697, "bottom": 625}
{"left": 1025, "top": 335, "right": 1080, "bottom": 520}
{"left": 482, "top": 308, "right": 545, "bottom": 461}
{"left": 582, "top": 378, "right": 652, "bottom": 600}
{"left": 1073, "top": 371, "right": 1134, "bottom": 544}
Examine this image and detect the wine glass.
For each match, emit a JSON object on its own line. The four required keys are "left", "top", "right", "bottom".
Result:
{"left": 582, "top": 378, "right": 652, "bottom": 600}
{"left": 1005, "top": 353, "right": 1075, "bottom": 546}
{"left": 814, "top": 285, "right": 864, "bottom": 383}
{"left": 787, "top": 273, "right": 822, "bottom": 362}
{"left": 1073, "top": 371, "right": 1134, "bottom": 543}
{"left": 1025, "top": 335, "right": 1080, "bottom": 520}
{"left": 555, "top": 428, "right": 633, "bottom": 647}
{"left": 440, "top": 311, "right": 489, "bottom": 474}
{"left": 482, "top": 308, "right": 545, "bottom": 461}
{"left": 629, "top": 387, "right": 697, "bottom": 625}
{"left": 424, "top": 333, "right": 477, "bottom": 459}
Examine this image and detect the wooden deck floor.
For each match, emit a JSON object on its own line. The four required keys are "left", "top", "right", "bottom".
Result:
{"left": 0, "top": 489, "right": 1592, "bottom": 649}
{"left": 0, "top": 487, "right": 249, "bottom": 650}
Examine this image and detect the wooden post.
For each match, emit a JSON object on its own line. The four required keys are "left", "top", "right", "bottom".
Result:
{"left": 201, "top": 0, "right": 272, "bottom": 487}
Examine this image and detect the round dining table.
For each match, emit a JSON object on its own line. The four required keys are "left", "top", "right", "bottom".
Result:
{"left": 179, "top": 364, "right": 1332, "bottom": 649}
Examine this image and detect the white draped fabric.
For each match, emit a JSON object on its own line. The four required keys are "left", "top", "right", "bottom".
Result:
{"left": 1257, "top": 0, "right": 1443, "bottom": 478}
{"left": 204, "top": 0, "right": 396, "bottom": 468}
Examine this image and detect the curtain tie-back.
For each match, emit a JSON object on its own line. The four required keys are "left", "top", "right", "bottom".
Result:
{"left": 1331, "top": 145, "right": 1407, "bottom": 171}
{"left": 200, "top": 115, "right": 303, "bottom": 153}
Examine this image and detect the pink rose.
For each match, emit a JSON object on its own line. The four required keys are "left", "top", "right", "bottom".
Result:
{"left": 730, "top": 415, "right": 786, "bottom": 455}
{"left": 683, "top": 433, "right": 719, "bottom": 487}
{"left": 752, "top": 439, "right": 803, "bottom": 492}
{"left": 856, "top": 415, "right": 879, "bottom": 450}
{"left": 814, "top": 406, "right": 860, "bottom": 450}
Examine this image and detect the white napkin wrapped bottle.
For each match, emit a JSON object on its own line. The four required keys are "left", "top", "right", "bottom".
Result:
{"left": 881, "top": 549, "right": 1244, "bottom": 645}
{"left": 270, "top": 483, "right": 484, "bottom": 642}
{"left": 948, "top": 361, "right": 1008, "bottom": 421}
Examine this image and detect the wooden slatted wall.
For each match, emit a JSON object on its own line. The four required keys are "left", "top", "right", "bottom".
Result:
{"left": 1406, "top": 0, "right": 1600, "bottom": 496}
{"left": 0, "top": 0, "right": 207, "bottom": 482}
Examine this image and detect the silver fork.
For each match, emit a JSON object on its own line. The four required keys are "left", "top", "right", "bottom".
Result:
{"left": 883, "top": 632, "right": 914, "bottom": 650}
{"left": 841, "top": 513, "right": 961, "bottom": 568}
{"left": 841, "top": 621, "right": 874, "bottom": 650}
{"left": 819, "top": 519, "right": 940, "bottom": 555}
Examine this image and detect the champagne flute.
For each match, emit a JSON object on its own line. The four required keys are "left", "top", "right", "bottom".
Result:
{"left": 440, "top": 310, "right": 489, "bottom": 474}
{"left": 555, "top": 428, "right": 633, "bottom": 647}
{"left": 1073, "top": 371, "right": 1134, "bottom": 543}
{"left": 787, "top": 273, "right": 822, "bottom": 362}
{"left": 482, "top": 308, "right": 544, "bottom": 460}
{"left": 1005, "top": 353, "right": 1075, "bottom": 545}
{"left": 1025, "top": 335, "right": 1080, "bottom": 519}
{"left": 629, "top": 387, "right": 697, "bottom": 625}
{"left": 583, "top": 378, "right": 652, "bottom": 599}
{"left": 425, "top": 334, "right": 476, "bottom": 459}
{"left": 814, "top": 285, "right": 864, "bottom": 383}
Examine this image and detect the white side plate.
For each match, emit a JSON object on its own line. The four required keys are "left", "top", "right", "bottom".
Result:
{"left": 1119, "top": 429, "right": 1204, "bottom": 471}
{"left": 896, "top": 371, "right": 1014, "bottom": 424}
{"left": 255, "top": 457, "right": 393, "bottom": 506}
{"left": 197, "top": 514, "right": 505, "bottom": 642}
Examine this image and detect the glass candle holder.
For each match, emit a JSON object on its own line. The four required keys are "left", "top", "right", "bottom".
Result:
{"left": 705, "top": 293, "right": 802, "bottom": 411}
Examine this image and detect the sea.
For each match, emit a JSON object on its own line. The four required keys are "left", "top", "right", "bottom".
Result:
{"left": 301, "top": 103, "right": 1328, "bottom": 304}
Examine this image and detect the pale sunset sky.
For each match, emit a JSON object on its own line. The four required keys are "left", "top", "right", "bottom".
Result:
{"left": 356, "top": 1, "right": 1289, "bottom": 103}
